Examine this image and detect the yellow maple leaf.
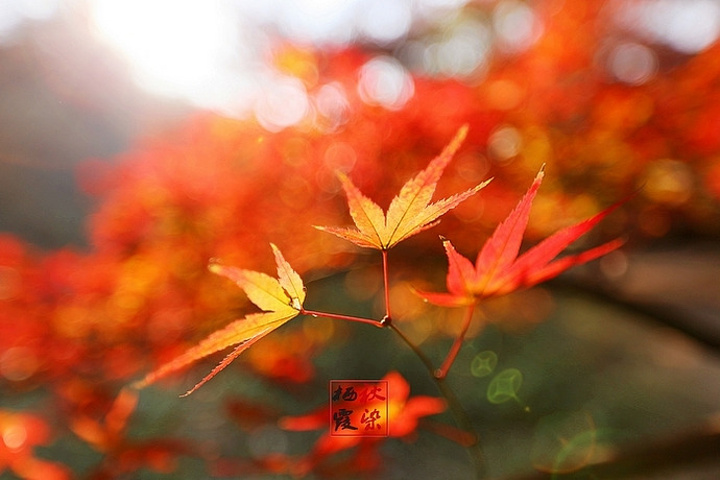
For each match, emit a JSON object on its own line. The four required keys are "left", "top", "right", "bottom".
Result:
{"left": 316, "top": 125, "right": 491, "bottom": 250}
{"left": 133, "top": 243, "right": 304, "bottom": 396}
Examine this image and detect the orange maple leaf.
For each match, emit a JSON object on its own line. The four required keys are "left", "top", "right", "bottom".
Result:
{"left": 418, "top": 167, "right": 625, "bottom": 307}
{"left": 133, "top": 244, "right": 305, "bottom": 396}
{"left": 315, "top": 125, "right": 491, "bottom": 250}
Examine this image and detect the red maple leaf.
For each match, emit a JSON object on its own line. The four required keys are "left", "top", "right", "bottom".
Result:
{"left": 417, "top": 166, "right": 625, "bottom": 307}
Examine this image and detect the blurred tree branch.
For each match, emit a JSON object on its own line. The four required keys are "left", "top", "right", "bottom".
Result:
{"left": 499, "top": 418, "right": 720, "bottom": 479}
{"left": 554, "top": 278, "right": 720, "bottom": 352}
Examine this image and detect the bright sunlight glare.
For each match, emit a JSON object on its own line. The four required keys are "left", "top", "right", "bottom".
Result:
{"left": 90, "top": 0, "right": 246, "bottom": 111}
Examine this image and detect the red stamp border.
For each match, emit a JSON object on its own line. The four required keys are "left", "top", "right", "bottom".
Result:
{"left": 329, "top": 380, "right": 389, "bottom": 437}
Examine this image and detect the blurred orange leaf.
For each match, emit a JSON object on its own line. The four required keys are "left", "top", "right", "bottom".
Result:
{"left": 0, "top": 410, "right": 71, "bottom": 480}
{"left": 71, "top": 387, "right": 138, "bottom": 451}
{"left": 133, "top": 244, "right": 304, "bottom": 396}
{"left": 316, "top": 125, "right": 491, "bottom": 250}
{"left": 280, "top": 370, "right": 445, "bottom": 446}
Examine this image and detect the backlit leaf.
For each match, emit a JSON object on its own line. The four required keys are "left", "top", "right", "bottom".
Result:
{"left": 474, "top": 166, "right": 545, "bottom": 293}
{"left": 208, "top": 267, "right": 290, "bottom": 313}
{"left": 133, "top": 245, "right": 304, "bottom": 395}
{"left": 271, "top": 242, "right": 306, "bottom": 308}
{"left": 417, "top": 167, "right": 625, "bottom": 305}
{"left": 316, "top": 125, "right": 490, "bottom": 250}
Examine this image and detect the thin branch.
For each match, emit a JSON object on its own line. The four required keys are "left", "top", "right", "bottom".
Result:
{"left": 300, "top": 308, "right": 382, "bottom": 327}
{"left": 387, "top": 322, "right": 436, "bottom": 373}
{"left": 388, "top": 322, "right": 486, "bottom": 479}
{"left": 433, "top": 374, "right": 486, "bottom": 479}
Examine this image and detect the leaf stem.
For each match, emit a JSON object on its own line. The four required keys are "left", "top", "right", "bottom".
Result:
{"left": 382, "top": 249, "right": 392, "bottom": 321}
{"left": 387, "top": 323, "right": 436, "bottom": 373}
{"left": 300, "top": 308, "right": 383, "bottom": 327}
{"left": 435, "top": 303, "right": 476, "bottom": 379}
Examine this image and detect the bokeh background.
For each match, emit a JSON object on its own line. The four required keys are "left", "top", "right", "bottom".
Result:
{"left": 1, "top": 0, "right": 719, "bottom": 479}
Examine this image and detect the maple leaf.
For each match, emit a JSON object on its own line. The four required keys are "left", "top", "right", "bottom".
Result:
{"left": 418, "top": 167, "right": 625, "bottom": 307}
{"left": 133, "top": 244, "right": 305, "bottom": 396}
{"left": 316, "top": 125, "right": 491, "bottom": 250}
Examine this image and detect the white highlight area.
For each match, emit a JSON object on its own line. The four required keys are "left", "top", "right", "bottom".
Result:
{"left": 608, "top": 42, "right": 658, "bottom": 85}
{"left": 358, "top": 56, "right": 414, "bottom": 110}
{"left": 90, "top": 0, "right": 244, "bottom": 109}
{"left": 254, "top": 76, "right": 310, "bottom": 131}
{"left": 0, "top": 0, "right": 59, "bottom": 41}
{"left": 618, "top": 0, "right": 720, "bottom": 53}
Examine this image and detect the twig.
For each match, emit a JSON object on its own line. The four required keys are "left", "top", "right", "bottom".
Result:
{"left": 301, "top": 308, "right": 382, "bottom": 327}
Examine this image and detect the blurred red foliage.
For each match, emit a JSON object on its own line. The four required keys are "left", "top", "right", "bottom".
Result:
{"left": 2, "top": 1, "right": 720, "bottom": 477}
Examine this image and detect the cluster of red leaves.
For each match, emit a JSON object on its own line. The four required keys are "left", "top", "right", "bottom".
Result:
{"left": 2, "top": 1, "right": 720, "bottom": 477}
